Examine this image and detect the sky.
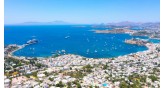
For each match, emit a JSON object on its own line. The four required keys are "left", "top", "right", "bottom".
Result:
{"left": 4, "top": 0, "right": 160, "bottom": 24}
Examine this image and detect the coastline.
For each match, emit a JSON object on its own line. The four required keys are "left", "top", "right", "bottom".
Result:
{"left": 4, "top": 36, "right": 160, "bottom": 88}
{"left": 7, "top": 41, "right": 155, "bottom": 60}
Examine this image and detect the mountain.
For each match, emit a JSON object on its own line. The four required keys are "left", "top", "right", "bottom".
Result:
{"left": 106, "top": 21, "right": 160, "bottom": 26}
{"left": 47, "top": 21, "right": 70, "bottom": 24}
{"left": 21, "top": 20, "right": 72, "bottom": 25}
{"left": 107, "top": 21, "right": 142, "bottom": 26}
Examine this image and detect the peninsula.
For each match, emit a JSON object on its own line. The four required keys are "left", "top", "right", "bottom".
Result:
{"left": 94, "top": 28, "right": 136, "bottom": 34}
{"left": 93, "top": 27, "right": 160, "bottom": 39}
{"left": 125, "top": 38, "right": 149, "bottom": 46}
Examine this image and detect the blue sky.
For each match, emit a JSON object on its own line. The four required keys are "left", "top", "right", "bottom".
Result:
{"left": 4, "top": 0, "right": 160, "bottom": 24}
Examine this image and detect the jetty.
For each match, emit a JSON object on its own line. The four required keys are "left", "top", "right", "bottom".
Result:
{"left": 5, "top": 39, "right": 38, "bottom": 57}
{"left": 26, "top": 39, "right": 38, "bottom": 44}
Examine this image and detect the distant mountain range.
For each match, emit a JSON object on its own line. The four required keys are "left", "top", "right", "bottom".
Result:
{"left": 91, "top": 21, "right": 160, "bottom": 31}
{"left": 106, "top": 21, "right": 160, "bottom": 26}
{"left": 21, "top": 20, "right": 72, "bottom": 25}
{"left": 16, "top": 21, "right": 160, "bottom": 26}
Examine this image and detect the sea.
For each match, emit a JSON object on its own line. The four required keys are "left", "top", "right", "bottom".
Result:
{"left": 4, "top": 25, "right": 160, "bottom": 58}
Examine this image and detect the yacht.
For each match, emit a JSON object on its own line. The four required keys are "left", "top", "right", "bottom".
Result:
{"left": 65, "top": 36, "right": 70, "bottom": 39}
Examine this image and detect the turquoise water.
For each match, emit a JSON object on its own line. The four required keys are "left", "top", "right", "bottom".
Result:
{"left": 5, "top": 25, "right": 149, "bottom": 58}
{"left": 102, "top": 83, "right": 108, "bottom": 87}
{"left": 148, "top": 39, "right": 160, "bottom": 43}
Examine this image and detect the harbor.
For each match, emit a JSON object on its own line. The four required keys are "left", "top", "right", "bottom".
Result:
{"left": 4, "top": 41, "right": 160, "bottom": 88}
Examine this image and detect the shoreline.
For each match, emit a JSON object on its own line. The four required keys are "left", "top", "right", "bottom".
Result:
{"left": 5, "top": 36, "right": 159, "bottom": 60}
{"left": 4, "top": 39, "right": 160, "bottom": 88}
{"left": 7, "top": 42, "right": 153, "bottom": 60}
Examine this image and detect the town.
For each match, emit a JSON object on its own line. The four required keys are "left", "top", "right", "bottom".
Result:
{"left": 4, "top": 39, "right": 160, "bottom": 88}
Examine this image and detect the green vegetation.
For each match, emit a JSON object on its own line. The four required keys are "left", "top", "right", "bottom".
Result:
{"left": 82, "top": 58, "right": 87, "bottom": 60}
{"left": 67, "top": 82, "right": 72, "bottom": 88}
{"left": 13, "top": 62, "right": 22, "bottom": 68}
{"left": 89, "top": 85, "right": 93, "bottom": 88}
{"left": 112, "top": 58, "right": 115, "bottom": 60}
{"left": 118, "top": 74, "right": 149, "bottom": 88}
{"left": 119, "top": 81, "right": 128, "bottom": 88}
{"left": 49, "top": 77, "right": 54, "bottom": 81}
{"left": 76, "top": 82, "right": 82, "bottom": 88}
{"left": 52, "top": 54, "right": 60, "bottom": 58}
{"left": 153, "top": 68, "right": 160, "bottom": 74}
{"left": 82, "top": 64, "right": 93, "bottom": 73}
{"left": 65, "top": 71, "right": 86, "bottom": 79}
{"left": 128, "top": 74, "right": 146, "bottom": 83}
{"left": 32, "top": 71, "right": 38, "bottom": 77}
{"left": 29, "top": 60, "right": 36, "bottom": 65}
{"left": 103, "top": 63, "right": 109, "bottom": 69}
{"left": 148, "top": 75, "right": 158, "bottom": 82}
{"left": 44, "top": 71, "right": 49, "bottom": 76}
{"left": 25, "top": 74, "right": 30, "bottom": 78}
{"left": 56, "top": 81, "right": 65, "bottom": 87}
{"left": 35, "top": 63, "right": 44, "bottom": 68}
{"left": 95, "top": 86, "right": 99, "bottom": 88}
{"left": 25, "top": 71, "right": 38, "bottom": 78}
{"left": 4, "top": 57, "right": 27, "bottom": 69}
{"left": 72, "top": 81, "right": 82, "bottom": 88}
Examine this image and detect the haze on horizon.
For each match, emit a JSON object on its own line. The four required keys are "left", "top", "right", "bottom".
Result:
{"left": 5, "top": 0, "right": 160, "bottom": 24}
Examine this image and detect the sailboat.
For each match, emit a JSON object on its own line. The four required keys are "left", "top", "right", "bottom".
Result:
{"left": 95, "top": 50, "right": 98, "bottom": 53}
{"left": 65, "top": 36, "right": 70, "bottom": 39}
{"left": 86, "top": 49, "right": 89, "bottom": 54}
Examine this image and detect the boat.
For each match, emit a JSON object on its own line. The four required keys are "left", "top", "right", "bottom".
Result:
{"left": 61, "top": 50, "right": 66, "bottom": 52}
{"left": 65, "top": 36, "right": 70, "bottom": 39}
{"left": 87, "top": 38, "right": 90, "bottom": 42}
{"left": 95, "top": 50, "right": 97, "bottom": 52}
{"left": 87, "top": 49, "right": 89, "bottom": 52}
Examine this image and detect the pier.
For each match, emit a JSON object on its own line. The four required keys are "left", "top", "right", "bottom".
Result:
{"left": 5, "top": 39, "right": 38, "bottom": 58}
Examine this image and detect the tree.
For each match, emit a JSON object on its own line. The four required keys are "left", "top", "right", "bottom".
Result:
{"left": 76, "top": 82, "right": 82, "bottom": 88}
{"left": 35, "top": 63, "right": 42, "bottom": 68}
{"left": 31, "top": 71, "right": 38, "bottom": 77}
{"left": 30, "top": 60, "right": 35, "bottom": 65}
{"left": 70, "top": 67, "right": 72, "bottom": 70}
{"left": 89, "top": 85, "right": 93, "bottom": 88}
{"left": 119, "top": 81, "right": 128, "bottom": 88}
{"left": 82, "top": 64, "right": 93, "bottom": 73}
{"left": 56, "top": 81, "right": 65, "bottom": 87}
{"left": 140, "top": 76, "right": 146, "bottom": 83}
{"left": 49, "top": 77, "right": 54, "bottom": 81}
{"left": 103, "top": 64, "right": 108, "bottom": 69}
{"left": 33, "top": 57, "right": 38, "bottom": 60}
{"left": 148, "top": 75, "right": 158, "bottom": 82}
{"left": 95, "top": 86, "right": 99, "bottom": 88}
{"left": 67, "top": 82, "right": 72, "bottom": 88}
{"left": 44, "top": 71, "right": 49, "bottom": 76}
